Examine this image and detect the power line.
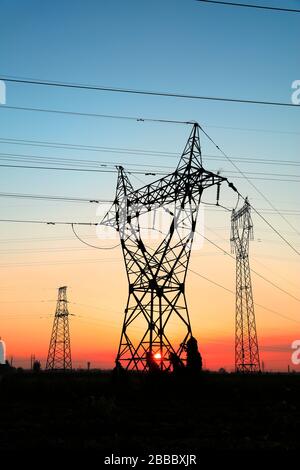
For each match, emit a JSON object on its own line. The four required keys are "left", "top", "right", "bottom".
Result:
{"left": 1, "top": 161, "right": 300, "bottom": 184}
{"left": 0, "top": 192, "right": 112, "bottom": 204}
{"left": 2, "top": 121, "right": 296, "bottom": 247}
{"left": 0, "top": 137, "right": 180, "bottom": 157}
{"left": 0, "top": 219, "right": 99, "bottom": 226}
{"left": 0, "top": 235, "right": 72, "bottom": 243}
{"left": 0, "top": 235, "right": 107, "bottom": 245}
{"left": 71, "top": 223, "right": 120, "bottom": 250}
{"left": 1, "top": 216, "right": 298, "bottom": 324}
{"left": 0, "top": 236, "right": 298, "bottom": 325}
{"left": 1, "top": 129, "right": 299, "bottom": 311}
{"left": 0, "top": 163, "right": 165, "bottom": 175}
{"left": 1, "top": 138, "right": 300, "bottom": 176}
{"left": 0, "top": 151, "right": 174, "bottom": 169}
{"left": 204, "top": 205, "right": 300, "bottom": 216}
{"left": 189, "top": 268, "right": 233, "bottom": 293}
{"left": 205, "top": 123, "right": 300, "bottom": 136}
{"left": 0, "top": 165, "right": 298, "bottom": 184}
{"left": 220, "top": 176, "right": 300, "bottom": 183}
{"left": 0, "top": 246, "right": 109, "bottom": 255}
{"left": 189, "top": 268, "right": 300, "bottom": 325}
{"left": 196, "top": 0, "right": 300, "bottom": 13}
{"left": 251, "top": 186, "right": 300, "bottom": 237}
{"left": 0, "top": 104, "right": 192, "bottom": 125}
{"left": 196, "top": 229, "right": 300, "bottom": 303}
{"left": 1, "top": 151, "right": 300, "bottom": 179}
{"left": 2, "top": 212, "right": 297, "bottom": 300}
{"left": 1, "top": 142, "right": 299, "bottom": 248}
{"left": 199, "top": 126, "right": 300, "bottom": 255}
{"left": 1, "top": 192, "right": 300, "bottom": 217}
{"left": 1, "top": 137, "right": 300, "bottom": 165}
{"left": 0, "top": 257, "right": 120, "bottom": 268}
{"left": 2, "top": 150, "right": 300, "bottom": 176}
{"left": 250, "top": 302, "right": 300, "bottom": 325}
{"left": 1, "top": 76, "right": 299, "bottom": 108}
{"left": 17, "top": 211, "right": 296, "bottom": 317}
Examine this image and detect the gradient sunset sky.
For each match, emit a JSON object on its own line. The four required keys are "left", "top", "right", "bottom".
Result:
{"left": 0, "top": 0, "right": 299, "bottom": 371}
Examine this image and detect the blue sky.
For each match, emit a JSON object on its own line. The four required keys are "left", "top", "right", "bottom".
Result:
{"left": 0, "top": 0, "right": 299, "bottom": 250}
{"left": 0, "top": 0, "right": 299, "bottom": 368}
{"left": 0, "top": 0, "right": 299, "bottom": 220}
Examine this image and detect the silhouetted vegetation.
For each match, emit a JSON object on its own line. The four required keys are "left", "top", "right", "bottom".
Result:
{"left": 32, "top": 360, "right": 41, "bottom": 373}
{"left": 0, "top": 370, "right": 299, "bottom": 452}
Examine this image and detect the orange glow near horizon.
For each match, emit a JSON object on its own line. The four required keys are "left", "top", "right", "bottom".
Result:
{"left": 0, "top": 0, "right": 299, "bottom": 375}
{"left": 0, "top": 206, "right": 299, "bottom": 373}
{"left": 1, "top": 254, "right": 299, "bottom": 372}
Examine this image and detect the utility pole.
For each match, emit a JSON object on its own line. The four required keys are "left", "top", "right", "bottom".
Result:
{"left": 102, "top": 123, "right": 233, "bottom": 371}
{"left": 231, "top": 198, "right": 260, "bottom": 373}
{"left": 46, "top": 286, "right": 72, "bottom": 371}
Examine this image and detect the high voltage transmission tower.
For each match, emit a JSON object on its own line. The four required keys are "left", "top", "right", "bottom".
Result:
{"left": 102, "top": 123, "right": 234, "bottom": 371}
{"left": 231, "top": 199, "right": 261, "bottom": 373}
{"left": 46, "top": 286, "right": 72, "bottom": 370}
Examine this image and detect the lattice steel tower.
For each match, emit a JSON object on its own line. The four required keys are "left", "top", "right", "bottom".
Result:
{"left": 46, "top": 286, "right": 72, "bottom": 370}
{"left": 231, "top": 199, "right": 260, "bottom": 373}
{"left": 102, "top": 123, "right": 231, "bottom": 371}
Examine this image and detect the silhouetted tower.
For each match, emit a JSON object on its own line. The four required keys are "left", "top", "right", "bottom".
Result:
{"left": 102, "top": 123, "right": 233, "bottom": 371}
{"left": 46, "top": 286, "right": 72, "bottom": 370}
{"left": 231, "top": 198, "right": 260, "bottom": 373}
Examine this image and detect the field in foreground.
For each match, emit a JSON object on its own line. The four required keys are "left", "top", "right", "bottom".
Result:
{"left": 0, "top": 370, "right": 299, "bottom": 453}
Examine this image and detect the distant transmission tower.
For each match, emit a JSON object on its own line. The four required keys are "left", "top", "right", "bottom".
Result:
{"left": 231, "top": 198, "right": 260, "bottom": 373}
{"left": 102, "top": 123, "right": 233, "bottom": 371}
{"left": 46, "top": 286, "right": 72, "bottom": 370}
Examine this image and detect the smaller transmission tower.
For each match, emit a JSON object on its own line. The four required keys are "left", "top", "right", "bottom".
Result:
{"left": 46, "top": 286, "right": 72, "bottom": 370}
{"left": 231, "top": 198, "right": 260, "bottom": 373}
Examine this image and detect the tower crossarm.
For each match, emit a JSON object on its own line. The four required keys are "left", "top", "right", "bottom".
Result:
{"left": 101, "top": 166, "right": 228, "bottom": 228}
{"left": 131, "top": 168, "right": 226, "bottom": 208}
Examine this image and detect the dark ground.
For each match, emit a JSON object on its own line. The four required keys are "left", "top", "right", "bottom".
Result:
{"left": 0, "top": 369, "right": 299, "bottom": 459}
